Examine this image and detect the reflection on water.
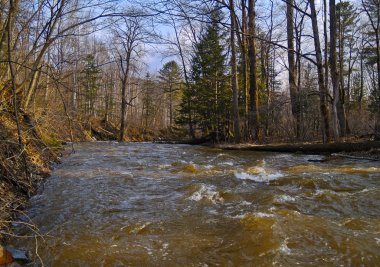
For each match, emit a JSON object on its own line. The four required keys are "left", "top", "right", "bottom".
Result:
{"left": 12, "top": 142, "right": 380, "bottom": 266}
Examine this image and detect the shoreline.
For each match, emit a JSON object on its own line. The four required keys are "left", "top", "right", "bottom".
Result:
{"left": 1, "top": 138, "right": 379, "bottom": 256}
{"left": 215, "top": 141, "right": 380, "bottom": 158}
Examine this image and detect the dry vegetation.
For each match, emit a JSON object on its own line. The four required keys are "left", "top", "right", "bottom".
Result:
{"left": 0, "top": 111, "right": 60, "bottom": 243}
{"left": 0, "top": 0, "right": 379, "bottom": 254}
{"left": 0, "top": 107, "right": 175, "bottom": 243}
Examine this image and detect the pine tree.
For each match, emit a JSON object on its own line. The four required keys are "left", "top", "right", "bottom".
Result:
{"left": 82, "top": 54, "right": 101, "bottom": 116}
{"left": 158, "top": 61, "right": 182, "bottom": 130}
{"left": 335, "top": 1, "right": 359, "bottom": 135}
{"left": 142, "top": 73, "right": 156, "bottom": 129}
{"left": 184, "top": 11, "right": 229, "bottom": 141}
{"left": 336, "top": 1, "right": 358, "bottom": 92}
{"left": 360, "top": 0, "right": 380, "bottom": 139}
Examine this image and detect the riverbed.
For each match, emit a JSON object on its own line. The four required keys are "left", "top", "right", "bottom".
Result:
{"left": 12, "top": 142, "right": 380, "bottom": 266}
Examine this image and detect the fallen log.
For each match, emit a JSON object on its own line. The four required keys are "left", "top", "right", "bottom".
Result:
{"left": 219, "top": 141, "right": 380, "bottom": 154}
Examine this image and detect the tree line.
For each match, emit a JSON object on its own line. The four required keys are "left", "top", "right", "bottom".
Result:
{"left": 161, "top": 0, "right": 380, "bottom": 143}
{"left": 0, "top": 0, "right": 379, "bottom": 144}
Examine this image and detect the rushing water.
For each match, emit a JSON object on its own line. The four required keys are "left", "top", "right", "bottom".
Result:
{"left": 12, "top": 142, "right": 380, "bottom": 266}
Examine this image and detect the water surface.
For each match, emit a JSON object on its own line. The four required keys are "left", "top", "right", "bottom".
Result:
{"left": 13, "top": 142, "right": 380, "bottom": 266}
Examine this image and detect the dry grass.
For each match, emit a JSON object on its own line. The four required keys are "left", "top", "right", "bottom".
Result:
{"left": 0, "top": 111, "right": 58, "bottom": 244}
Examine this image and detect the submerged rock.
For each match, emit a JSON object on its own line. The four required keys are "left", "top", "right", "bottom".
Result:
{"left": 182, "top": 164, "right": 197, "bottom": 173}
{"left": 0, "top": 246, "right": 13, "bottom": 265}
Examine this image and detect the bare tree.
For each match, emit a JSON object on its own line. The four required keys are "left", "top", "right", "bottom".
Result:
{"left": 112, "top": 16, "right": 144, "bottom": 141}
{"left": 286, "top": 0, "right": 301, "bottom": 139}
{"left": 331, "top": 0, "right": 347, "bottom": 139}
{"left": 229, "top": 0, "right": 241, "bottom": 143}
{"left": 309, "top": 0, "right": 331, "bottom": 142}
{"left": 17, "top": 0, "right": 118, "bottom": 110}
{"left": 248, "top": 0, "right": 261, "bottom": 141}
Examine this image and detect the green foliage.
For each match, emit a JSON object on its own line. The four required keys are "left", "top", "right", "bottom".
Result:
{"left": 177, "top": 10, "right": 230, "bottom": 141}
{"left": 337, "top": 2, "right": 358, "bottom": 37}
{"left": 81, "top": 54, "right": 101, "bottom": 115}
{"left": 158, "top": 61, "right": 182, "bottom": 92}
{"left": 369, "top": 81, "right": 380, "bottom": 113}
{"left": 142, "top": 73, "right": 157, "bottom": 128}
{"left": 336, "top": 1, "right": 359, "bottom": 68}
{"left": 361, "top": 0, "right": 379, "bottom": 66}
{"left": 40, "top": 132, "right": 63, "bottom": 151}
{"left": 361, "top": 0, "right": 380, "bottom": 112}
{"left": 158, "top": 61, "right": 183, "bottom": 129}
{"left": 176, "top": 84, "right": 195, "bottom": 129}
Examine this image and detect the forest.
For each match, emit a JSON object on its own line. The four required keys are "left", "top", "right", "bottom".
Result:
{"left": 1, "top": 0, "right": 380, "bottom": 265}
{"left": 0, "top": 0, "right": 379, "bottom": 145}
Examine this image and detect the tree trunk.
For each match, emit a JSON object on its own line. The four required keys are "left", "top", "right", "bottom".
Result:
{"left": 295, "top": 2, "right": 308, "bottom": 140}
{"left": 286, "top": 0, "right": 300, "bottom": 139}
{"left": 169, "top": 85, "right": 173, "bottom": 130}
{"left": 362, "top": 0, "right": 380, "bottom": 140}
{"left": 329, "top": 0, "right": 341, "bottom": 140}
{"left": 23, "top": 0, "right": 66, "bottom": 110}
{"left": 173, "top": 20, "right": 195, "bottom": 139}
{"left": 309, "top": 0, "right": 331, "bottom": 143}
{"left": 359, "top": 47, "right": 364, "bottom": 110}
{"left": 119, "top": 52, "right": 131, "bottom": 142}
{"left": 241, "top": 0, "right": 249, "bottom": 138}
{"left": 331, "top": 0, "right": 347, "bottom": 138}
{"left": 248, "top": 0, "right": 261, "bottom": 141}
{"left": 119, "top": 78, "right": 127, "bottom": 141}
{"left": 375, "top": 33, "right": 380, "bottom": 140}
{"left": 323, "top": 0, "right": 329, "bottom": 109}
{"left": 0, "top": 0, "right": 20, "bottom": 58}
{"left": 230, "top": 0, "right": 241, "bottom": 143}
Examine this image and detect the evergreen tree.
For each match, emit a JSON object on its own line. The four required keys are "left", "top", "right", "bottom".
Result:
{"left": 336, "top": 1, "right": 359, "bottom": 101}
{"left": 158, "top": 61, "right": 182, "bottom": 130}
{"left": 142, "top": 73, "right": 156, "bottom": 129}
{"left": 82, "top": 54, "right": 101, "bottom": 116}
{"left": 362, "top": 0, "right": 380, "bottom": 139}
{"left": 179, "top": 11, "right": 229, "bottom": 141}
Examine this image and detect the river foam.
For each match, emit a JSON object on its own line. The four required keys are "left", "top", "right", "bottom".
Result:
{"left": 234, "top": 171, "right": 284, "bottom": 182}
{"left": 187, "top": 184, "right": 224, "bottom": 204}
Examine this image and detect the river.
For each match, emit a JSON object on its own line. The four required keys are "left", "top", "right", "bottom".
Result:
{"left": 12, "top": 142, "right": 380, "bottom": 266}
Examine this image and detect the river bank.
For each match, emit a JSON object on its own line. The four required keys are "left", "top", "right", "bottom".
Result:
{"left": 1, "top": 112, "right": 379, "bottom": 264}
{"left": 2, "top": 132, "right": 378, "bottom": 239}
{"left": 0, "top": 111, "right": 60, "bottom": 246}
{"left": 8, "top": 142, "right": 380, "bottom": 266}
{"left": 216, "top": 141, "right": 380, "bottom": 160}
{"left": 0, "top": 112, "right": 164, "bottom": 247}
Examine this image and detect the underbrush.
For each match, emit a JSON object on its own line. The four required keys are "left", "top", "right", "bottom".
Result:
{"left": 0, "top": 111, "right": 59, "bottom": 243}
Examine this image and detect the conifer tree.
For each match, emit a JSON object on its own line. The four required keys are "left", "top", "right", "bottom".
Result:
{"left": 82, "top": 54, "right": 101, "bottom": 116}
{"left": 362, "top": 0, "right": 380, "bottom": 139}
{"left": 184, "top": 10, "right": 229, "bottom": 141}
{"left": 158, "top": 61, "right": 182, "bottom": 130}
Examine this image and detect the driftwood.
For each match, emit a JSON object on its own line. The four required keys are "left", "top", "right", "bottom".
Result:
{"left": 90, "top": 126, "right": 117, "bottom": 141}
{"left": 154, "top": 137, "right": 213, "bottom": 145}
